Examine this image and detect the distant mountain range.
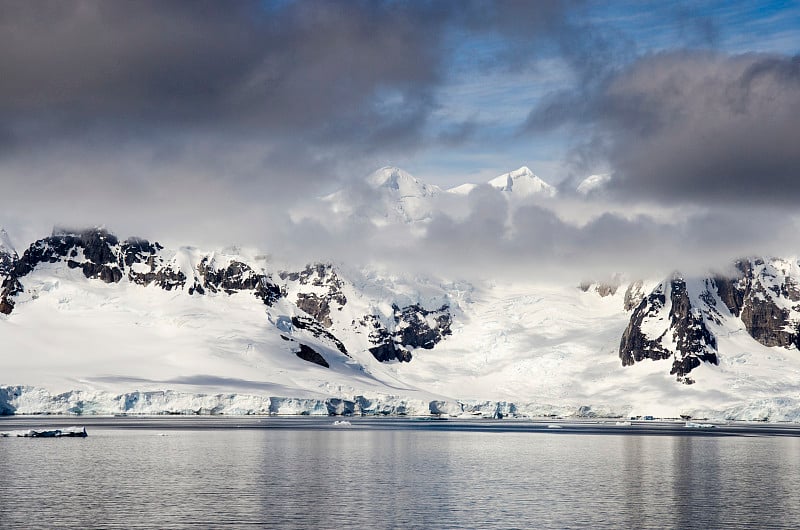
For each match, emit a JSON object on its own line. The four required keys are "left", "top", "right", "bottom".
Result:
{"left": 2, "top": 167, "right": 800, "bottom": 420}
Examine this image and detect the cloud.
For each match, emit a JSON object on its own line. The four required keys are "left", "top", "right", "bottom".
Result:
{"left": 0, "top": 1, "right": 582, "bottom": 243}
{"left": 1, "top": 2, "right": 798, "bottom": 283}
{"left": 529, "top": 51, "right": 800, "bottom": 205}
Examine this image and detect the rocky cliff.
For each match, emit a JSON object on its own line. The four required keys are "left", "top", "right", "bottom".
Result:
{"left": 0, "top": 228, "right": 455, "bottom": 370}
{"left": 620, "top": 258, "right": 800, "bottom": 382}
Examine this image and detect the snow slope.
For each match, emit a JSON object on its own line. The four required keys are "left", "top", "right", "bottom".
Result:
{"left": 3, "top": 237, "right": 800, "bottom": 420}
{"left": 487, "top": 166, "right": 558, "bottom": 198}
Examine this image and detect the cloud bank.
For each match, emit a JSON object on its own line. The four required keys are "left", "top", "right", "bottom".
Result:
{"left": 0, "top": 1, "right": 798, "bottom": 282}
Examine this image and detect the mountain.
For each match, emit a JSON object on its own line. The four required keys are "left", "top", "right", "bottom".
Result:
{"left": 3, "top": 226, "right": 800, "bottom": 419}
{"left": 488, "top": 166, "right": 557, "bottom": 198}
{"left": 0, "top": 230, "right": 16, "bottom": 280}
{"left": 321, "top": 166, "right": 443, "bottom": 225}
{"left": 0, "top": 228, "right": 460, "bottom": 410}
{"left": 317, "top": 165, "right": 558, "bottom": 229}
{"left": 621, "top": 259, "right": 800, "bottom": 386}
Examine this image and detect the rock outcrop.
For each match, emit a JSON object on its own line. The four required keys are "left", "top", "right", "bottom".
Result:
{"left": 0, "top": 228, "right": 284, "bottom": 315}
{"left": 620, "top": 278, "right": 718, "bottom": 383}
{"left": 621, "top": 258, "right": 800, "bottom": 382}
{"left": 363, "top": 303, "right": 452, "bottom": 362}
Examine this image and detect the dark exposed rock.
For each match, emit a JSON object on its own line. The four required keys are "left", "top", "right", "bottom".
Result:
{"left": 740, "top": 293, "right": 796, "bottom": 348}
{"left": 620, "top": 278, "right": 718, "bottom": 380}
{"left": 295, "top": 344, "right": 329, "bottom": 368}
{"left": 363, "top": 304, "right": 452, "bottom": 363}
{"left": 666, "top": 279, "right": 717, "bottom": 377}
{"left": 620, "top": 282, "right": 670, "bottom": 366}
{"left": 296, "top": 293, "right": 332, "bottom": 327}
{"left": 154, "top": 265, "right": 187, "bottom": 291}
{"left": 394, "top": 304, "right": 452, "bottom": 350}
{"left": 2, "top": 229, "right": 126, "bottom": 312}
{"left": 121, "top": 238, "right": 163, "bottom": 286}
{"left": 714, "top": 259, "right": 799, "bottom": 348}
{"left": 279, "top": 263, "right": 347, "bottom": 307}
{"left": 0, "top": 228, "right": 284, "bottom": 314}
{"left": 0, "top": 251, "right": 15, "bottom": 278}
{"left": 362, "top": 314, "right": 412, "bottom": 362}
{"left": 253, "top": 280, "right": 282, "bottom": 306}
{"left": 0, "top": 277, "right": 22, "bottom": 315}
{"left": 369, "top": 342, "right": 411, "bottom": 363}
{"left": 196, "top": 258, "right": 282, "bottom": 305}
{"left": 199, "top": 259, "right": 260, "bottom": 292}
{"left": 291, "top": 316, "right": 348, "bottom": 355}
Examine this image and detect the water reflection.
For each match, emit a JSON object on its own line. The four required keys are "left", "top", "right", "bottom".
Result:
{"left": 0, "top": 423, "right": 798, "bottom": 528}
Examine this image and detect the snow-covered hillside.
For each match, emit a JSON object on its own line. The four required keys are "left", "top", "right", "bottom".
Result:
{"left": 3, "top": 174, "right": 800, "bottom": 420}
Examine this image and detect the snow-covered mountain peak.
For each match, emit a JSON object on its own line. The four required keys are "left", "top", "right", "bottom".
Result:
{"left": 488, "top": 166, "right": 557, "bottom": 198}
{"left": 366, "top": 166, "right": 440, "bottom": 198}
{"left": 447, "top": 183, "right": 478, "bottom": 195}
{"left": 576, "top": 174, "right": 611, "bottom": 195}
{"left": 0, "top": 228, "right": 16, "bottom": 257}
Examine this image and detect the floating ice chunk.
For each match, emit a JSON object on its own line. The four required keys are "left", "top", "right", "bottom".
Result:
{"left": 0, "top": 426, "right": 87, "bottom": 438}
{"left": 685, "top": 422, "right": 715, "bottom": 429}
{"left": 332, "top": 420, "right": 352, "bottom": 427}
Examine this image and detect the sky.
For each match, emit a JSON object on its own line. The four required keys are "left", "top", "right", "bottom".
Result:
{"left": 0, "top": 0, "right": 799, "bottom": 281}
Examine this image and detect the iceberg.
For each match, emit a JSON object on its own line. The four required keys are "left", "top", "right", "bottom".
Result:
{"left": 1, "top": 426, "right": 87, "bottom": 437}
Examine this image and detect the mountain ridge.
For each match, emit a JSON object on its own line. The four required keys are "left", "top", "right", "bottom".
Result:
{"left": 3, "top": 226, "right": 800, "bottom": 420}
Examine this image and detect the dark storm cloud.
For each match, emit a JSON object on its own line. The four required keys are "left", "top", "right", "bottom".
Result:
{"left": 0, "top": 1, "right": 583, "bottom": 150}
{"left": 529, "top": 52, "right": 800, "bottom": 204}
{"left": 0, "top": 0, "right": 584, "bottom": 251}
{"left": 0, "top": 0, "right": 582, "bottom": 202}
{"left": 3, "top": 1, "right": 797, "bottom": 282}
{"left": 0, "top": 1, "right": 448, "bottom": 149}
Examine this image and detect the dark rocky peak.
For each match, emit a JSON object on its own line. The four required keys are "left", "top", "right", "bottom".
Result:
{"left": 296, "top": 292, "right": 334, "bottom": 327}
{"left": 12, "top": 228, "right": 123, "bottom": 282}
{"left": 121, "top": 238, "right": 163, "bottom": 267}
{"left": 280, "top": 263, "right": 335, "bottom": 285}
{"left": 196, "top": 257, "right": 282, "bottom": 305}
{"left": 666, "top": 278, "right": 718, "bottom": 382}
{"left": 393, "top": 303, "right": 452, "bottom": 349}
{"left": 713, "top": 258, "right": 800, "bottom": 349}
{"left": 280, "top": 262, "right": 348, "bottom": 326}
{"left": 280, "top": 263, "right": 346, "bottom": 299}
{"left": 620, "top": 281, "right": 670, "bottom": 366}
{"left": 363, "top": 303, "right": 453, "bottom": 363}
{"left": 0, "top": 227, "right": 285, "bottom": 314}
{"left": 620, "top": 277, "right": 718, "bottom": 383}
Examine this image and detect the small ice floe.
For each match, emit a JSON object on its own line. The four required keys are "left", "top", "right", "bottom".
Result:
{"left": 685, "top": 421, "right": 715, "bottom": 429}
{"left": 0, "top": 426, "right": 87, "bottom": 438}
{"left": 546, "top": 424, "right": 563, "bottom": 429}
{"left": 615, "top": 421, "right": 632, "bottom": 426}
{"left": 332, "top": 420, "right": 352, "bottom": 427}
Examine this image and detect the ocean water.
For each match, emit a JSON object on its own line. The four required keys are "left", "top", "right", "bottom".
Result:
{"left": 1, "top": 417, "right": 799, "bottom": 529}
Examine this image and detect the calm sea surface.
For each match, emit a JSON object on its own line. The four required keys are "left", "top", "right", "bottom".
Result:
{"left": 1, "top": 417, "right": 799, "bottom": 529}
